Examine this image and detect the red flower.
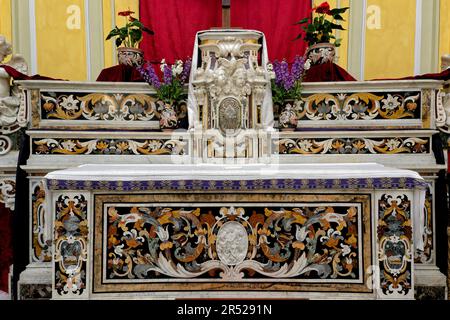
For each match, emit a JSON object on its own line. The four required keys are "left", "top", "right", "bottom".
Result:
{"left": 314, "top": 2, "right": 331, "bottom": 14}
{"left": 118, "top": 10, "right": 135, "bottom": 16}
{"left": 129, "top": 16, "right": 136, "bottom": 22}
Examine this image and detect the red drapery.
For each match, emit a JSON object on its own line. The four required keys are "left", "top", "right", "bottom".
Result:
{"left": 231, "top": 0, "right": 311, "bottom": 63}
{"left": 139, "top": 0, "right": 222, "bottom": 65}
{"left": 139, "top": 0, "right": 311, "bottom": 64}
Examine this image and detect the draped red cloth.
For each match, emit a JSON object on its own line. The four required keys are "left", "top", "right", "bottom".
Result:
{"left": 304, "top": 62, "right": 357, "bottom": 82}
{"left": 139, "top": 0, "right": 222, "bottom": 65}
{"left": 96, "top": 64, "right": 143, "bottom": 82}
{"left": 139, "top": 0, "right": 311, "bottom": 64}
{"left": 373, "top": 68, "right": 450, "bottom": 81}
{"left": 0, "top": 203, "right": 12, "bottom": 293}
{"left": 0, "top": 65, "right": 57, "bottom": 80}
{"left": 231, "top": 0, "right": 311, "bottom": 63}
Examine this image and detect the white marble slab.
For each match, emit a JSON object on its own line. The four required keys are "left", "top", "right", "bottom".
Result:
{"left": 45, "top": 162, "right": 424, "bottom": 182}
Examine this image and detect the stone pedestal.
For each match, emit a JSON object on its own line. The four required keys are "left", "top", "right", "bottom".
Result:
{"left": 17, "top": 263, "right": 51, "bottom": 300}
{"left": 414, "top": 266, "right": 447, "bottom": 299}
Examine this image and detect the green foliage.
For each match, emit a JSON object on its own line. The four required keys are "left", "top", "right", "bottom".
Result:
{"left": 156, "top": 80, "right": 185, "bottom": 105}
{"left": 295, "top": 6, "right": 349, "bottom": 47}
{"left": 106, "top": 18, "right": 152, "bottom": 48}
{"left": 271, "top": 80, "right": 303, "bottom": 106}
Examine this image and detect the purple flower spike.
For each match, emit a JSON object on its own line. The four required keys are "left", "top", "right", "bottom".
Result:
{"left": 273, "top": 60, "right": 283, "bottom": 86}
{"left": 163, "top": 64, "right": 172, "bottom": 84}
{"left": 280, "top": 60, "right": 291, "bottom": 89}
{"left": 291, "top": 55, "right": 305, "bottom": 81}
{"left": 180, "top": 58, "right": 192, "bottom": 84}
{"left": 137, "top": 63, "right": 161, "bottom": 89}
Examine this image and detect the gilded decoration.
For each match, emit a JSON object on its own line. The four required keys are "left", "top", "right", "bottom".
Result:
{"left": 94, "top": 193, "right": 372, "bottom": 293}
{"left": 32, "top": 181, "right": 51, "bottom": 262}
{"left": 274, "top": 137, "right": 429, "bottom": 155}
{"left": 40, "top": 91, "right": 188, "bottom": 124}
{"left": 33, "top": 138, "right": 187, "bottom": 155}
{"left": 294, "top": 92, "right": 420, "bottom": 121}
{"left": 54, "top": 194, "right": 88, "bottom": 296}
{"left": 378, "top": 194, "right": 412, "bottom": 296}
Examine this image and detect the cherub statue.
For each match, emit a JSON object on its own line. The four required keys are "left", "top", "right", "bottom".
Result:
{"left": 0, "top": 35, "right": 28, "bottom": 127}
{"left": 232, "top": 67, "right": 251, "bottom": 97}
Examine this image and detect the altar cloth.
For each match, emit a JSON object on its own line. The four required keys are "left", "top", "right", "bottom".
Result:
{"left": 45, "top": 162, "right": 426, "bottom": 251}
{"left": 46, "top": 162, "right": 424, "bottom": 183}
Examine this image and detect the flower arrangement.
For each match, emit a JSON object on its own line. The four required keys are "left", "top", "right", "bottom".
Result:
{"left": 106, "top": 10, "right": 154, "bottom": 48}
{"left": 137, "top": 58, "right": 191, "bottom": 130}
{"left": 269, "top": 56, "right": 310, "bottom": 106}
{"left": 137, "top": 58, "right": 192, "bottom": 105}
{"left": 295, "top": 2, "right": 349, "bottom": 47}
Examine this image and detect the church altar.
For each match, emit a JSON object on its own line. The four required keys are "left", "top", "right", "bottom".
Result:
{"left": 45, "top": 163, "right": 425, "bottom": 299}
{"left": 0, "top": 27, "right": 447, "bottom": 300}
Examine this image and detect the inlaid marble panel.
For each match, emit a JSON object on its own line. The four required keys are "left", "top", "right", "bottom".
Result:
{"left": 93, "top": 193, "right": 372, "bottom": 293}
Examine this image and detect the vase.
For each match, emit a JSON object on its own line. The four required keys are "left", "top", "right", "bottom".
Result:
{"left": 117, "top": 47, "right": 144, "bottom": 67}
{"left": 305, "top": 43, "right": 336, "bottom": 66}
{"left": 159, "top": 103, "right": 178, "bottom": 131}
{"left": 278, "top": 100, "right": 298, "bottom": 131}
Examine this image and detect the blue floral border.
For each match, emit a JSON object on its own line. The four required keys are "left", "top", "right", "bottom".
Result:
{"left": 46, "top": 177, "right": 428, "bottom": 191}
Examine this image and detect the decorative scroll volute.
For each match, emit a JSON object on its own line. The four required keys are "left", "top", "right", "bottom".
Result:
{"left": 436, "top": 89, "right": 450, "bottom": 133}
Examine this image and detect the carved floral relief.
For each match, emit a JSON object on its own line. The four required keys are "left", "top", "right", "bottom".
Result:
{"left": 33, "top": 138, "right": 187, "bottom": 155}
{"left": 274, "top": 137, "right": 429, "bottom": 155}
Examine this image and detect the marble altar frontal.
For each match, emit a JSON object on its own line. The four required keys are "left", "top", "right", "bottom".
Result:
{"left": 45, "top": 163, "right": 425, "bottom": 299}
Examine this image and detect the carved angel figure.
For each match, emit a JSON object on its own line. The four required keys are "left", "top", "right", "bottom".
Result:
{"left": 0, "top": 35, "right": 28, "bottom": 127}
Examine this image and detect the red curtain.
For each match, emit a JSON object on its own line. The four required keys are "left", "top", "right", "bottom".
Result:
{"left": 231, "top": 0, "right": 311, "bottom": 63}
{"left": 139, "top": 0, "right": 222, "bottom": 65}
{"left": 139, "top": 1, "right": 311, "bottom": 65}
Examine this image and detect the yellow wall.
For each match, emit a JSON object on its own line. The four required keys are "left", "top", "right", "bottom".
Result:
{"left": 0, "top": 0, "right": 12, "bottom": 50}
{"left": 103, "top": 0, "right": 114, "bottom": 68}
{"left": 35, "top": 0, "right": 87, "bottom": 80}
{"left": 103, "top": 0, "right": 139, "bottom": 69}
{"left": 440, "top": 0, "right": 450, "bottom": 65}
{"left": 312, "top": 0, "right": 349, "bottom": 69}
{"left": 364, "top": 0, "right": 416, "bottom": 79}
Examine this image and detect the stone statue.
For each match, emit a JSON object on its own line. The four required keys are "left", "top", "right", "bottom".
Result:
{"left": 0, "top": 35, "right": 28, "bottom": 127}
